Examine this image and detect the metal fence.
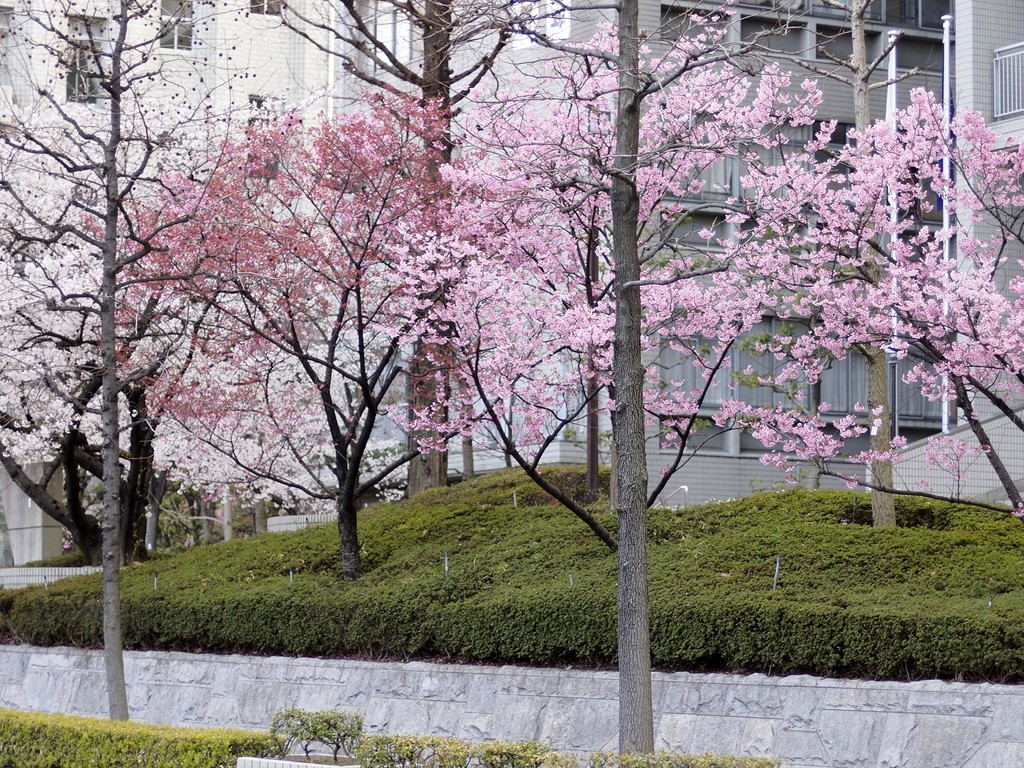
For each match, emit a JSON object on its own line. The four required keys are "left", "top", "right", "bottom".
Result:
{"left": 0, "top": 567, "right": 102, "bottom": 589}
{"left": 995, "top": 42, "right": 1024, "bottom": 119}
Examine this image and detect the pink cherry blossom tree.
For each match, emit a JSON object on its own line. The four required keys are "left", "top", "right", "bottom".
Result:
{"left": 162, "top": 97, "right": 460, "bottom": 580}
{"left": 437, "top": 16, "right": 821, "bottom": 750}
{"left": 724, "top": 89, "right": 1024, "bottom": 514}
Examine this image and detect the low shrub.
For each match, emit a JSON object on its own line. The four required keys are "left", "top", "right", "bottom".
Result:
{"left": 354, "top": 736, "right": 775, "bottom": 768}
{"left": 270, "top": 707, "right": 364, "bottom": 759}
{"left": 356, "top": 735, "right": 476, "bottom": 768}
{"left": 591, "top": 752, "right": 779, "bottom": 768}
{"left": 0, "top": 708, "right": 283, "bottom": 768}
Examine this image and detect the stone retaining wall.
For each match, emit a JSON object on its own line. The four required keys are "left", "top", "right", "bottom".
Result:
{"left": 1, "top": 644, "right": 1023, "bottom": 768}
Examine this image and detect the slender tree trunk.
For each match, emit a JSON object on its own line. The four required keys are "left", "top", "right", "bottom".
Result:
{"left": 612, "top": 0, "right": 653, "bottom": 752}
{"left": 808, "top": 380, "right": 822, "bottom": 490}
{"left": 954, "top": 377, "right": 1024, "bottom": 509}
{"left": 851, "top": 2, "right": 895, "bottom": 528}
{"left": 608, "top": 428, "right": 619, "bottom": 512}
{"left": 865, "top": 346, "right": 896, "bottom": 526}
{"left": 406, "top": 0, "right": 454, "bottom": 497}
{"left": 100, "top": 22, "right": 128, "bottom": 714}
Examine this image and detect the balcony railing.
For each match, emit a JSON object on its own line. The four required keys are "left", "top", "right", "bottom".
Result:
{"left": 737, "top": 0, "right": 947, "bottom": 29}
{"left": 995, "top": 42, "right": 1024, "bottom": 120}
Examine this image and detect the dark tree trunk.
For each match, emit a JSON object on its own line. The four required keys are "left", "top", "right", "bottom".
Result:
{"left": 611, "top": 0, "right": 653, "bottom": 752}
{"left": 99, "top": 14, "right": 129, "bottom": 716}
{"left": 336, "top": 471, "right": 361, "bottom": 580}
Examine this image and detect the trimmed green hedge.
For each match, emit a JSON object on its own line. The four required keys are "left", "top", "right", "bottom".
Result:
{"left": 0, "top": 708, "right": 283, "bottom": 768}
{"left": 4, "top": 473, "right": 1024, "bottom": 682}
{"left": 353, "top": 734, "right": 778, "bottom": 768}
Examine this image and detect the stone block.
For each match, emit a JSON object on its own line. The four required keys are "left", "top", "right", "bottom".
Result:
{"left": 655, "top": 713, "right": 697, "bottom": 753}
{"left": 560, "top": 697, "right": 619, "bottom": 752}
{"left": 987, "top": 695, "right": 1024, "bottom": 741}
{"left": 464, "top": 675, "right": 501, "bottom": 714}
{"left": 876, "top": 714, "right": 989, "bottom": 768}
{"left": 419, "top": 670, "right": 471, "bottom": 702}
{"left": 823, "top": 685, "right": 907, "bottom": 713}
{"left": 457, "top": 711, "right": 495, "bottom": 741}
{"left": 687, "top": 715, "right": 745, "bottom": 755}
{"left": 780, "top": 686, "right": 824, "bottom": 731}
{"left": 485, "top": 693, "right": 559, "bottom": 741}
{"left": 773, "top": 729, "right": 831, "bottom": 767}
{"left": 657, "top": 680, "right": 729, "bottom": 716}
{"left": 725, "top": 683, "right": 786, "bottom": 718}
{"left": 739, "top": 718, "right": 778, "bottom": 756}
{"left": 963, "top": 743, "right": 1024, "bottom": 768}
{"left": 559, "top": 671, "right": 618, "bottom": 700}
{"left": 906, "top": 690, "right": 993, "bottom": 717}
{"left": 817, "top": 710, "right": 884, "bottom": 768}
{"left": 525, "top": 696, "right": 576, "bottom": 745}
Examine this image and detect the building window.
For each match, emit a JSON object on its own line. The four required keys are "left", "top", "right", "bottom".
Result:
{"left": 740, "top": 0, "right": 807, "bottom": 11}
{"left": 896, "top": 35, "right": 942, "bottom": 72}
{"left": 741, "top": 18, "right": 807, "bottom": 55}
{"left": 660, "top": 6, "right": 727, "bottom": 42}
{"left": 250, "top": 0, "right": 281, "bottom": 15}
{"left": 884, "top": 0, "right": 949, "bottom": 30}
{"left": 66, "top": 17, "right": 105, "bottom": 104}
{"left": 373, "top": 7, "right": 413, "bottom": 65}
{"left": 811, "top": 0, "right": 882, "bottom": 20}
{"left": 0, "top": 7, "right": 12, "bottom": 88}
{"left": 160, "top": 0, "right": 192, "bottom": 50}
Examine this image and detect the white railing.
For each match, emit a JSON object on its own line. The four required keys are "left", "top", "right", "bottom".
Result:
{"left": 0, "top": 567, "right": 102, "bottom": 590}
{"left": 995, "top": 42, "right": 1024, "bottom": 119}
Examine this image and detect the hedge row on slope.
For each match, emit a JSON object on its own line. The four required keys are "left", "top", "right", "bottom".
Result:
{"left": 3, "top": 472, "right": 1024, "bottom": 682}
{"left": 0, "top": 708, "right": 282, "bottom": 768}
{"left": 8, "top": 576, "right": 1023, "bottom": 681}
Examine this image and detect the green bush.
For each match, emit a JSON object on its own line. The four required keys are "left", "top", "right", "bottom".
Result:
{"left": 356, "top": 735, "right": 476, "bottom": 768}
{"left": 4, "top": 470, "right": 1024, "bottom": 682}
{"left": 0, "top": 708, "right": 283, "bottom": 768}
{"left": 270, "top": 707, "right": 363, "bottom": 759}
{"left": 590, "top": 751, "right": 779, "bottom": 768}
{"left": 354, "top": 736, "right": 773, "bottom": 768}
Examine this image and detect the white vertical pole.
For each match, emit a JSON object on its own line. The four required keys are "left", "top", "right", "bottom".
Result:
{"left": 886, "top": 31, "right": 900, "bottom": 439}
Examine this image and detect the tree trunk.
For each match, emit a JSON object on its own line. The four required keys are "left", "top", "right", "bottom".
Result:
{"left": 337, "top": 489, "right": 361, "bottom": 581}
{"left": 405, "top": 0, "right": 454, "bottom": 498}
{"left": 253, "top": 498, "right": 268, "bottom": 534}
{"left": 195, "top": 495, "right": 212, "bottom": 545}
{"left": 865, "top": 346, "right": 896, "bottom": 526}
{"left": 587, "top": 377, "right": 600, "bottom": 502}
{"left": 407, "top": 448, "right": 448, "bottom": 496}
{"left": 851, "top": 1, "right": 895, "bottom": 528}
{"left": 461, "top": 436, "right": 475, "bottom": 481}
{"left": 100, "top": 28, "right": 128, "bottom": 715}
{"left": 954, "top": 377, "right": 1024, "bottom": 509}
{"left": 611, "top": 0, "right": 653, "bottom": 752}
